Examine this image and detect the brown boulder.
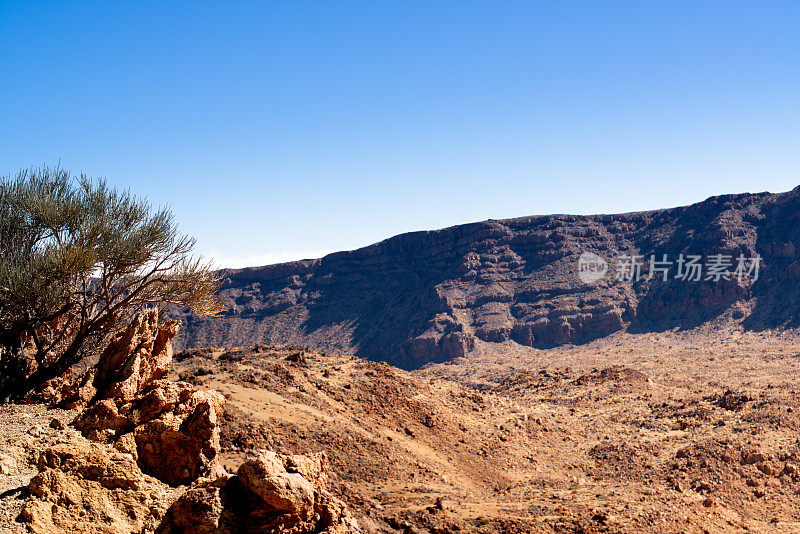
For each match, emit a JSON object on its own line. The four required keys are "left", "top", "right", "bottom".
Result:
{"left": 155, "top": 476, "right": 239, "bottom": 534}
{"left": 134, "top": 388, "right": 226, "bottom": 486}
{"left": 19, "top": 433, "right": 176, "bottom": 534}
{"left": 157, "top": 450, "right": 360, "bottom": 534}
{"left": 236, "top": 450, "right": 321, "bottom": 519}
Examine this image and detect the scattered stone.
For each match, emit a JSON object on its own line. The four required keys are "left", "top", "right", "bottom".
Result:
{"left": 758, "top": 461, "right": 778, "bottom": 476}
{"left": 157, "top": 449, "right": 360, "bottom": 533}
{"left": 0, "top": 453, "right": 18, "bottom": 475}
{"left": 742, "top": 451, "right": 765, "bottom": 465}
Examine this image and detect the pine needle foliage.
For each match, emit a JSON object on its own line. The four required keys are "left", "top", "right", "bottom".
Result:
{"left": 0, "top": 165, "right": 223, "bottom": 399}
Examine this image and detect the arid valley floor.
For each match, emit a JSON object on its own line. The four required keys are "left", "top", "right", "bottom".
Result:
{"left": 4, "top": 327, "right": 797, "bottom": 533}
{"left": 193, "top": 329, "right": 800, "bottom": 532}
{"left": 200, "top": 330, "right": 800, "bottom": 533}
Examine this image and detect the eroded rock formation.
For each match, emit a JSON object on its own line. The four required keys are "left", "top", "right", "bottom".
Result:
{"left": 16, "top": 312, "right": 363, "bottom": 533}
{"left": 25, "top": 367, "right": 97, "bottom": 409}
{"left": 131, "top": 383, "right": 225, "bottom": 485}
{"left": 74, "top": 309, "right": 224, "bottom": 485}
{"left": 93, "top": 309, "right": 179, "bottom": 402}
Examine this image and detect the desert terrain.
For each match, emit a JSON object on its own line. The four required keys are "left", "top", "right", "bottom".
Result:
{"left": 164, "top": 327, "right": 800, "bottom": 533}
{"left": 3, "top": 322, "right": 800, "bottom": 532}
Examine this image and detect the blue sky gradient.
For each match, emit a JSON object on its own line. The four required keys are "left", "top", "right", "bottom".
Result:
{"left": 2, "top": 1, "right": 799, "bottom": 267}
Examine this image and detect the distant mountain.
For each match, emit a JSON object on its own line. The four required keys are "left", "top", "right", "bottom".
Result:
{"left": 171, "top": 186, "right": 800, "bottom": 369}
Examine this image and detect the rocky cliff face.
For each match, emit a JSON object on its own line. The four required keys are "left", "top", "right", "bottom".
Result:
{"left": 172, "top": 187, "right": 800, "bottom": 368}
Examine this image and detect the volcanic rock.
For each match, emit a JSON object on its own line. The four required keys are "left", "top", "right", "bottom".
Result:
{"left": 19, "top": 433, "right": 175, "bottom": 534}
{"left": 157, "top": 449, "right": 360, "bottom": 534}
{"left": 73, "top": 311, "right": 225, "bottom": 486}
{"left": 25, "top": 367, "right": 97, "bottom": 409}
{"left": 94, "top": 308, "right": 179, "bottom": 402}
{"left": 133, "top": 387, "right": 225, "bottom": 485}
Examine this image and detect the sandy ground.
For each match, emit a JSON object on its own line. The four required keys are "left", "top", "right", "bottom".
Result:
{"left": 0, "top": 404, "right": 77, "bottom": 533}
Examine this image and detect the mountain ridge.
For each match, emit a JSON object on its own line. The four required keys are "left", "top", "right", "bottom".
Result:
{"left": 172, "top": 186, "right": 800, "bottom": 368}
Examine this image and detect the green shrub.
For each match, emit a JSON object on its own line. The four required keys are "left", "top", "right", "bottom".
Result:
{"left": 0, "top": 165, "right": 223, "bottom": 399}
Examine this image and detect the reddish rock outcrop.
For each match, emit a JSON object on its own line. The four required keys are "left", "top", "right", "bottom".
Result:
{"left": 157, "top": 450, "right": 360, "bottom": 534}
{"left": 24, "top": 367, "right": 97, "bottom": 409}
{"left": 74, "top": 310, "right": 225, "bottom": 486}
{"left": 132, "top": 386, "right": 225, "bottom": 485}
{"left": 94, "top": 308, "right": 179, "bottom": 402}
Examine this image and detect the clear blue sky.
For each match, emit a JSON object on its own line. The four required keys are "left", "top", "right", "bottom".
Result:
{"left": 2, "top": 2, "right": 799, "bottom": 267}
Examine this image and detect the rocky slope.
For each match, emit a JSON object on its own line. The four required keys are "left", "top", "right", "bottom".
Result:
{"left": 172, "top": 336, "right": 800, "bottom": 533}
{"left": 173, "top": 186, "right": 800, "bottom": 368}
{"left": 8, "top": 331, "right": 800, "bottom": 532}
{"left": 1, "top": 311, "right": 364, "bottom": 534}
